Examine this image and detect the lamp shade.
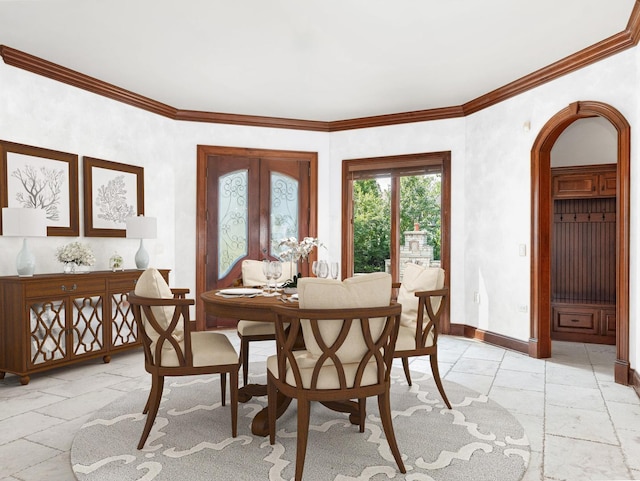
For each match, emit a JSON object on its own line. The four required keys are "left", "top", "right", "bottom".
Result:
{"left": 125, "top": 216, "right": 157, "bottom": 239}
{"left": 2, "top": 208, "right": 47, "bottom": 237}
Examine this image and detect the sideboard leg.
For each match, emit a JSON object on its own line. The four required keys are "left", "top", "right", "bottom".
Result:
{"left": 20, "top": 375, "right": 30, "bottom": 385}
{"left": 0, "top": 371, "right": 5, "bottom": 379}
{"left": 103, "top": 355, "right": 111, "bottom": 363}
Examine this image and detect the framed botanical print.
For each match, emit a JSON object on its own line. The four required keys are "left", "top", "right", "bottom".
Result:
{"left": 83, "top": 157, "right": 144, "bottom": 237}
{"left": 0, "top": 140, "right": 79, "bottom": 236}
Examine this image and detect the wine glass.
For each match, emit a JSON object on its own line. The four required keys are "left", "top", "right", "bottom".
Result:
{"left": 262, "top": 259, "right": 273, "bottom": 294}
{"left": 330, "top": 262, "right": 339, "bottom": 280}
{"left": 312, "top": 260, "right": 318, "bottom": 277}
{"left": 270, "top": 260, "right": 282, "bottom": 292}
{"left": 317, "top": 260, "right": 329, "bottom": 278}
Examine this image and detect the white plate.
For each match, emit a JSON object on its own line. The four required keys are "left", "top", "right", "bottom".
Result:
{"left": 218, "top": 288, "right": 263, "bottom": 296}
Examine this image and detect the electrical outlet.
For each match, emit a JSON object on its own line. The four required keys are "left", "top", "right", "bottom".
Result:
{"left": 474, "top": 292, "right": 480, "bottom": 304}
{"left": 518, "top": 305, "right": 528, "bottom": 313}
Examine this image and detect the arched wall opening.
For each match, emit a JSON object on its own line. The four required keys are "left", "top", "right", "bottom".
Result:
{"left": 530, "top": 101, "right": 631, "bottom": 385}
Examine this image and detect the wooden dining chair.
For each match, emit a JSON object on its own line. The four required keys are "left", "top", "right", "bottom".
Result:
{"left": 392, "top": 262, "right": 451, "bottom": 408}
{"left": 267, "top": 273, "right": 406, "bottom": 481}
{"left": 129, "top": 268, "right": 240, "bottom": 449}
{"left": 236, "top": 259, "right": 293, "bottom": 386}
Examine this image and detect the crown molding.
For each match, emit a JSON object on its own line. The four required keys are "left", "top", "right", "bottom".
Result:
{"left": 2, "top": 1, "right": 640, "bottom": 132}
{"left": 175, "top": 109, "right": 330, "bottom": 132}
{"left": 329, "top": 106, "right": 465, "bottom": 131}
{"left": 0, "top": 45, "right": 177, "bottom": 118}
{"left": 462, "top": 30, "right": 638, "bottom": 115}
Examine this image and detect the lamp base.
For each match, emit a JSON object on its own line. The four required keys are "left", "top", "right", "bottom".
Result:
{"left": 135, "top": 239, "right": 149, "bottom": 270}
{"left": 16, "top": 238, "right": 35, "bottom": 277}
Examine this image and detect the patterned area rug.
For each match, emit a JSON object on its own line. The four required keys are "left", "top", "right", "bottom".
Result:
{"left": 71, "top": 367, "right": 529, "bottom": 481}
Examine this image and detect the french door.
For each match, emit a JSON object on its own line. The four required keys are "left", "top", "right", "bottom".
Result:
{"left": 196, "top": 146, "right": 317, "bottom": 329}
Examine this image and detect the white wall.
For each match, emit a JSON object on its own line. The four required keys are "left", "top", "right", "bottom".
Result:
{"left": 551, "top": 117, "right": 617, "bottom": 167}
{"left": 463, "top": 46, "right": 638, "bottom": 369}
{"left": 0, "top": 44, "right": 638, "bottom": 372}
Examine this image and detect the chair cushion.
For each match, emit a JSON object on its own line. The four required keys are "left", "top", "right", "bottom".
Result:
{"left": 397, "top": 263, "right": 445, "bottom": 328}
{"left": 237, "top": 319, "right": 276, "bottom": 337}
{"left": 296, "top": 272, "right": 391, "bottom": 363}
{"left": 134, "top": 268, "right": 184, "bottom": 355}
{"left": 159, "top": 331, "right": 239, "bottom": 368}
{"left": 241, "top": 259, "right": 295, "bottom": 287}
{"left": 267, "top": 351, "right": 380, "bottom": 389}
{"left": 395, "top": 324, "right": 435, "bottom": 351}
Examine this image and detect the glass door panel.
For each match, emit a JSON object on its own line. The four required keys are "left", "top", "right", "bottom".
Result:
{"left": 353, "top": 177, "right": 390, "bottom": 274}
{"left": 218, "top": 170, "right": 249, "bottom": 278}
{"left": 270, "top": 172, "right": 299, "bottom": 257}
{"left": 398, "top": 173, "right": 442, "bottom": 279}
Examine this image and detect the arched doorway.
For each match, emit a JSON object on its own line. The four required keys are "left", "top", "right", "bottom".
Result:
{"left": 530, "top": 101, "right": 630, "bottom": 385}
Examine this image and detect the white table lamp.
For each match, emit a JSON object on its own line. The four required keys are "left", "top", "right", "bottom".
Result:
{"left": 126, "top": 216, "right": 157, "bottom": 269}
{"left": 2, "top": 207, "right": 48, "bottom": 277}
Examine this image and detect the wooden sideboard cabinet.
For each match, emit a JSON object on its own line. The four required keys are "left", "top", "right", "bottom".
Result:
{"left": 0, "top": 269, "right": 169, "bottom": 385}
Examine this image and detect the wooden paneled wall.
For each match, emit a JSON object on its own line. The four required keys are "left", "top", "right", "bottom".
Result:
{"left": 552, "top": 198, "right": 616, "bottom": 303}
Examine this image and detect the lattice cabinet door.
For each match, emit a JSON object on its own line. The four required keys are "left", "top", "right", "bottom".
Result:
{"left": 29, "top": 299, "right": 68, "bottom": 366}
{"left": 71, "top": 295, "right": 105, "bottom": 356}
{"left": 28, "top": 294, "right": 106, "bottom": 368}
{"left": 110, "top": 290, "right": 137, "bottom": 348}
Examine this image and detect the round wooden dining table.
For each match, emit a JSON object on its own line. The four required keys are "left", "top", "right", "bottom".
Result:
{"left": 200, "top": 289, "right": 361, "bottom": 436}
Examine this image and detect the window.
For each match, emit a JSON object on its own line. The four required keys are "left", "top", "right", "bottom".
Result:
{"left": 341, "top": 152, "right": 450, "bottom": 284}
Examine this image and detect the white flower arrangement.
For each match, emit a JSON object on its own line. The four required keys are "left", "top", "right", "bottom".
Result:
{"left": 56, "top": 241, "right": 96, "bottom": 266}
{"left": 277, "top": 236, "right": 322, "bottom": 262}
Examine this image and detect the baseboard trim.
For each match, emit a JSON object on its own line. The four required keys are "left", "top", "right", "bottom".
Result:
{"left": 449, "top": 323, "right": 529, "bottom": 355}
{"left": 632, "top": 369, "right": 640, "bottom": 400}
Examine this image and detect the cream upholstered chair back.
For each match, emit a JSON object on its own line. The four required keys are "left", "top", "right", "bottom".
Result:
{"left": 133, "top": 268, "right": 188, "bottom": 367}
{"left": 270, "top": 272, "right": 395, "bottom": 389}
{"left": 297, "top": 272, "right": 392, "bottom": 364}
{"left": 241, "top": 259, "right": 295, "bottom": 287}
{"left": 397, "top": 263, "right": 445, "bottom": 328}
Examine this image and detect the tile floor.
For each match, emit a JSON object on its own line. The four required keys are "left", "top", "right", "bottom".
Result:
{"left": 1, "top": 333, "right": 639, "bottom": 481}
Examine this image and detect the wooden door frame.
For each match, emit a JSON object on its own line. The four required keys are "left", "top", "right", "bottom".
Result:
{"left": 530, "top": 101, "right": 631, "bottom": 385}
{"left": 195, "top": 145, "right": 318, "bottom": 330}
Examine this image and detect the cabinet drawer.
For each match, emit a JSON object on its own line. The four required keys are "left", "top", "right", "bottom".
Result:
{"left": 25, "top": 277, "right": 106, "bottom": 298}
{"left": 108, "top": 277, "right": 140, "bottom": 292}
{"left": 553, "top": 306, "right": 598, "bottom": 334}
{"left": 553, "top": 173, "right": 597, "bottom": 198}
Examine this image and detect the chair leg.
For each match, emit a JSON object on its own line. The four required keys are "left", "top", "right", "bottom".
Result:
{"left": 267, "top": 374, "right": 277, "bottom": 445}
{"left": 220, "top": 372, "right": 227, "bottom": 406}
{"left": 295, "top": 399, "right": 311, "bottom": 481}
{"left": 377, "top": 389, "right": 406, "bottom": 474}
{"left": 142, "top": 389, "right": 152, "bottom": 414}
{"left": 241, "top": 337, "right": 250, "bottom": 386}
{"left": 430, "top": 353, "right": 452, "bottom": 409}
{"left": 401, "top": 357, "right": 412, "bottom": 386}
{"left": 229, "top": 368, "right": 238, "bottom": 437}
{"left": 358, "top": 398, "right": 366, "bottom": 433}
{"left": 138, "top": 374, "right": 164, "bottom": 450}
